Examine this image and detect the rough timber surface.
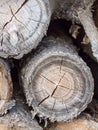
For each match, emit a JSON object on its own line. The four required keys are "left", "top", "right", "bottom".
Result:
{"left": 0, "top": 98, "right": 42, "bottom": 130}
{"left": 21, "top": 33, "right": 94, "bottom": 122}
{"left": 0, "top": 0, "right": 52, "bottom": 59}
{"left": 45, "top": 100, "right": 98, "bottom": 130}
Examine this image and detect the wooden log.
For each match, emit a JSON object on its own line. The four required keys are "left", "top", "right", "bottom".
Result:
{"left": 69, "top": 0, "right": 98, "bottom": 61}
{"left": 45, "top": 115, "right": 98, "bottom": 130}
{"left": 0, "top": 98, "right": 42, "bottom": 130}
{"left": 45, "top": 100, "right": 98, "bottom": 130}
{"left": 0, "top": 0, "right": 55, "bottom": 59}
{"left": 20, "top": 26, "right": 94, "bottom": 122}
{"left": 0, "top": 59, "right": 14, "bottom": 115}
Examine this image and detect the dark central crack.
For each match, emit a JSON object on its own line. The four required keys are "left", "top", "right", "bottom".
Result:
{"left": 50, "top": 73, "right": 66, "bottom": 96}
{"left": 38, "top": 72, "right": 67, "bottom": 106}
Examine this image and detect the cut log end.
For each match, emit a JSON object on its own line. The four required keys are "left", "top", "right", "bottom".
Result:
{"left": 0, "top": 0, "right": 52, "bottom": 59}
{"left": 21, "top": 36, "right": 94, "bottom": 122}
{"left": 0, "top": 59, "right": 14, "bottom": 115}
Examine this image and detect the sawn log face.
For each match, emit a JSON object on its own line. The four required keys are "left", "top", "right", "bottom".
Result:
{"left": 21, "top": 34, "right": 94, "bottom": 122}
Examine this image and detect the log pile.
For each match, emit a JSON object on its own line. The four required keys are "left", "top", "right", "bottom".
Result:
{"left": 0, "top": 0, "right": 97, "bottom": 129}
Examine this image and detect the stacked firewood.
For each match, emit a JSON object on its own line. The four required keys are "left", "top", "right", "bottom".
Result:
{"left": 0, "top": 0, "right": 97, "bottom": 129}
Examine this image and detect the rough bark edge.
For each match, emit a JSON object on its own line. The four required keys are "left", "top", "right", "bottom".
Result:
{"left": 0, "top": 97, "right": 42, "bottom": 130}
{"left": 21, "top": 36, "right": 94, "bottom": 122}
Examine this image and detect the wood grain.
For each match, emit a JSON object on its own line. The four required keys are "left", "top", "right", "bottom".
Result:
{"left": 0, "top": 0, "right": 52, "bottom": 59}
{"left": 21, "top": 35, "right": 94, "bottom": 121}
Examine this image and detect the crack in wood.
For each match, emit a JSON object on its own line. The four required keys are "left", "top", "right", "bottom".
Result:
{"left": 40, "top": 74, "right": 56, "bottom": 85}
{"left": 51, "top": 85, "right": 58, "bottom": 96}
{"left": 15, "top": 0, "right": 29, "bottom": 15}
{"left": 2, "top": 0, "right": 29, "bottom": 31}
{"left": 38, "top": 95, "right": 50, "bottom": 106}
{"left": 50, "top": 72, "right": 66, "bottom": 96}
{"left": 58, "top": 73, "right": 65, "bottom": 85}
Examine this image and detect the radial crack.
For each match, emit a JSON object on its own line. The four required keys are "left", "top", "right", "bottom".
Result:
{"left": 15, "top": 0, "right": 29, "bottom": 15}
{"left": 51, "top": 99, "right": 56, "bottom": 111}
{"left": 38, "top": 95, "right": 50, "bottom": 106}
{"left": 51, "top": 86, "right": 58, "bottom": 96}
{"left": 58, "top": 72, "right": 65, "bottom": 85}
{"left": 40, "top": 74, "right": 56, "bottom": 85}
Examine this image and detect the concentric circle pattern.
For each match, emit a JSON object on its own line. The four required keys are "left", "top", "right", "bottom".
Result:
{"left": 30, "top": 56, "right": 93, "bottom": 121}
{"left": 0, "top": 0, "right": 51, "bottom": 58}
{"left": 21, "top": 37, "right": 94, "bottom": 122}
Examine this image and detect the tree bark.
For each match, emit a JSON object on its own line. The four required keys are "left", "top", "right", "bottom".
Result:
{"left": 0, "top": 0, "right": 55, "bottom": 59}
{"left": 0, "top": 98, "right": 42, "bottom": 130}
{"left": 0, "top": 59, "right": 14, "bottom": 115}
{"left": 20, "top": 25, "right": 94, "bottom": 122}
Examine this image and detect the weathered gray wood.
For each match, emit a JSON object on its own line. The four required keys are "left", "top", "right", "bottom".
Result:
{"left": 45, "top": 100, "right": 98, "bottom": 130}
{"left": 0, "top": 59, "right": 14, "bottom": 115}
{"left": 68, "top": 0, "right": 98, "bottom": 62}
{"left": 20, "top": 25, "right": 94, "bottom": 122}
{"left": 0, "top": 98, "right": 42, "bottom": 130}
{"left": 0, "top": 0, "right": 55, "bottom": 59}
{"left": 45, "top": 114, "right": 98, "bottom": 130}
{"left": 78, "top": 2, "right": 98, "bottom": 62}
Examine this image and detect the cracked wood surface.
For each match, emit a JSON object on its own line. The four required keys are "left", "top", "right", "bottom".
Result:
{"left": 21, "top": 31, "right": 94, "bottom": 121}
{"left": 0, "top": 0, "right": 53, "bottom": 59}
{"left": 0, "top": 59, "right": 14, "bottom": 115}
